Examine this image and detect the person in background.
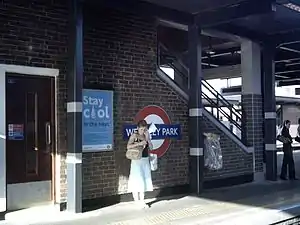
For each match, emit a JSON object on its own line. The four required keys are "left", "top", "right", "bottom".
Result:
{"left": 127, "top": 120, "right": 153, "bottom": 208}
{"left": 280, "top": 120, "right": 297, "bottom": 180}
{"left": 297, "top": 118, "right": 300, "bottom": 140}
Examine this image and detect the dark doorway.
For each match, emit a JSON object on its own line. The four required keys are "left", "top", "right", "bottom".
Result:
{"left": 6, "top": 73, "right": 55, "bottom": 186}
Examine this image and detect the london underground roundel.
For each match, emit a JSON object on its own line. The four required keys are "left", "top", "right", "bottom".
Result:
{"left": 134, "top": 105, "right": 171, "bottom": 158}
{"left": 123, "top": 105, "right": 181, "bottom": 158}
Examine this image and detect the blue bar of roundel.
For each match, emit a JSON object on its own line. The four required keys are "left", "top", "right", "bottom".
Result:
{"left": 123, "top": 124, "right": 181, "bottom": 140}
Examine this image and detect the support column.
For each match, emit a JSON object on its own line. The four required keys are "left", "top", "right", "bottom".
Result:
{"left": 188, "top": 24, "right": 204, "bottom": 194}
{"left": 66, "top": 0, "right": 83, "bottom": 213}
{"left": 241, "top": 40, "right": 264, "bottom": 180}
{"left": 262, "top": 43, "right": 277, "bottom": 181}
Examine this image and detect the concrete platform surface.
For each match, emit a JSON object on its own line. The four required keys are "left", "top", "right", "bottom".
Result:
{"left": 1, "top": 180, "right": 300, "bottom": 225}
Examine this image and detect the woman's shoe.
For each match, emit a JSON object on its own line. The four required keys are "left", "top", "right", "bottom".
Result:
{"left": 142, "top": 203, "right": 149, "bottom": 209}
{"left": 280, "top": 176, "right": 288, "bottom": 180}
{"left": 134, "top": 201, "right": 149, "bottom": 209}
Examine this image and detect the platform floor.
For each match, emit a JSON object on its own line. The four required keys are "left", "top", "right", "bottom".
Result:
{"left": 2, "top": 179, "right": 300, "bottom": 225}
{"left": 2, "top": 151, "right": 300, "bottom": 225}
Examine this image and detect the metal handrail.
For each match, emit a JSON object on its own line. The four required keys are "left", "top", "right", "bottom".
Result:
{"left": 158, "top": 43, "right": 242, "bottom": 133}
{"left": 202, "top": 92, "right": 242, "bottom": 130}
{"left": 166, "top": 59, "right": 242, "bottom": 130}
{"left": 201, "top": 80, "right": 242, "bottom": 121}
{"left": 159, "top": 44, "right": 241, "bottom": 119}
{"left": 270, "top": 215, "right": 300, "bottom": 225}
{"left": 159, "top": 43, "right": 189, "bottom": 72}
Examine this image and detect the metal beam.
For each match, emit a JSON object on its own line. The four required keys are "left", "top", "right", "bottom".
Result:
{"left": 279, "top": 46, "right": 300, "bottom": 54}
{"left": 278, "top": 79, "right": 300, "bottom": 86}
{"left": 91, "top": 0, "right": 193, "bottom": 25}
{"left": 216, "top": 24, "right": 269, "bottom": 43}
{"left": 275, "top": 57, "right": 300, "bottom": 63}
{"left": 188, "top": 24, "right": 204, "bottom": 195}
{"left": 201, "top": 29, "right": 243, "bottom": 42}
{"left": 276, "top": 69, "right": 300, "bottom": 75}
{"left": 276, "top": 76, "right": 300, "bottom": 81}
{"left": 274, "top": 29, "right": 300, "bottom": 46}
{"left": 195, "top": 0, "right": 276, "bottom": 28}
{"left": 202, "top": 63, "right": 300, "bottom": 80}
{"left": 67, "top": 0, "right": 83, "bottom": 213}
{"left": 157, "top": 19, "right": 244, "bottom": 42}
{"left": 275, "top": 71, "right": 300, "bottom": 80}
{"left": 203, "top": 64, "right": 241, "bottom": 79}
{"left": 262, "top": 43, "right": 277, "bottom": 181}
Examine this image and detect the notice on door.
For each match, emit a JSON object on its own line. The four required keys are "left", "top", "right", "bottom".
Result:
{"left": 8, "top": 124, "right": 24, "bottom": 140}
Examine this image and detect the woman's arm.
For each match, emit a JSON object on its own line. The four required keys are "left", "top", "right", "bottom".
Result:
{"left": 145, "top": 131, "right": 153, "bottom": 150}
{"left": 282, "top": 128, "right": 293, "bottom": 142}
{"left": 127, "top": 134, "right": 145, "bottom": 150}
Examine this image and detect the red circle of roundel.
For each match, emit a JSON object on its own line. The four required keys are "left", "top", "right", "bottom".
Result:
{"left": 134, "top": 105, "right": 171, "bottom": 158}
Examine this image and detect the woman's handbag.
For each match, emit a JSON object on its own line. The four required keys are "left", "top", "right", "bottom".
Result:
{"left": 126, "top": 135, "right": 144, "bottom": 160}
{"left": 277, "top": 135, "right": 291, "bottom": 144}
{"left": 295, "top": 136, "right": 300, "bottom": 143}
{"left": 276, "top": 125, "right": 291, "bottom": 144}
{"left": 126, "top": 145, "right": 143, "bottom": 160}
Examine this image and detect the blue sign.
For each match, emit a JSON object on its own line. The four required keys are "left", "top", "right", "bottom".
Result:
{"left": 82, "top": 89, "right": 113, "bottom": 152}
{"left": 8, "top": 124, "right": 24, "bottom": 140}
{"left": 123, "top": 124, "right": 181, "bottom": 140}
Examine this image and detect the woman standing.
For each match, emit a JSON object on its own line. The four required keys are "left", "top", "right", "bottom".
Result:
{"left": 297, "top": 118, "right": 300, "bottom": 141}
{"left": 280, "top": 120, "right": 297, "bottom": 180}
{"left": 127, "top": 120, "right": 153, "bottom": 208}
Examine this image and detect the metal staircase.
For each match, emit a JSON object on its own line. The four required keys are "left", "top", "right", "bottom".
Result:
{"left": 157, "top": 43, "right": 250, "bottom": 153}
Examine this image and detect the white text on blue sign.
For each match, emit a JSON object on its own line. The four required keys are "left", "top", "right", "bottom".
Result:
{"left": 123, "top": 124, "right": 181, "bottom": 140}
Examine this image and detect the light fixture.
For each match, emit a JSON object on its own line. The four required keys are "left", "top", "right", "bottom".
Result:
{"left": 202, "top": 62, "right": 219, "bottom": 67}
{"left": 207, "top": 50, "right": 216, "bottom": 55}
{"left": 284, "top": 2, "right": 300, "bottom": 12}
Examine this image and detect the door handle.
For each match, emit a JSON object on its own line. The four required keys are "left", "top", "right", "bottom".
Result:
{"left": 45, "top": 122, "right": 51, "bottom": 145}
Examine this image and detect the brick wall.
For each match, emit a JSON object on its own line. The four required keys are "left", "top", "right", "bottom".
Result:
{"left": 0, "top": 0, "right": 253, "bottom": 204}
{"left": 241, "top": 94, "right": 264, "bottom": 173}
{"left": 82, "top": 6, "right": 189, "bottom": 200}
{"left": 0, "top": 0, "right": 189, "bottom": 203}
{"left": 0, "top": 0, "right": 69, "bottom": 202}
{"left": 202, "top": 115, "right": 253, "bottom": 180}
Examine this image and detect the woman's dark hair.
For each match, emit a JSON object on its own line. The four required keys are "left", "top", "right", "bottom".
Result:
{"left": 137, "top": 120, "right": 148, "bottom": 128}
{"left": 284, "top": 120, "right": 291, "bottom": 126}
{"left": 298, "top": 118, "right": 300, "bottom": 125}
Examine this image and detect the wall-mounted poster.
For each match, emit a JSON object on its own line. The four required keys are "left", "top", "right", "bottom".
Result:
{"left": 82, "top": 89, "right": 113, "bottom": 152}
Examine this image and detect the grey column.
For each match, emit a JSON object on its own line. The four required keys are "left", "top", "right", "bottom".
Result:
{"left": 262, "top": 43, "right": 277, "bottom": 181}
{"left": 188, "top": 24, "right": 204, "bottom": 194}
{"left": 241, "top": 40, "right": 264, "bottom": 180}
{"left": 66, "top": 0, "right": 83, "bottom": 213}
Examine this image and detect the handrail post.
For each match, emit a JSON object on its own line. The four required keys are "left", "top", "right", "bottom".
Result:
{"left": 157, "top": 43, "right": 160, "bottom": 67}
{"left": 216, "top": 93, "right": 219, "bottom": 120}
{"left": 230, "top": 109, "right": 233, "bottom": 132}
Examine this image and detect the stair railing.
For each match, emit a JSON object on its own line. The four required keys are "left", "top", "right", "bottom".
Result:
{"left": 158, "top": 42, "right": 242, "bottom": 134}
